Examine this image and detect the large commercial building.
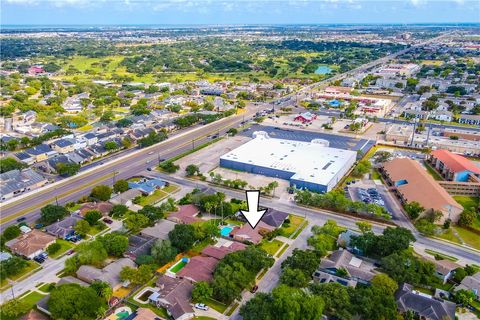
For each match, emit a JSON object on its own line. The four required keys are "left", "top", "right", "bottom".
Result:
{"left": 219, "top": 132, "right": 357, "bottom": 193}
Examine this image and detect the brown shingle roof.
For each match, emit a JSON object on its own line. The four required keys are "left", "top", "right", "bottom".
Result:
{"left": 168, "top": 204, "right": 200, "bottom": 224}
{"left": 6, "top": 229, "right": 55, "bottom": 257}
{"left": 20, "top": 310, "right": 49, "bottom": 320}
{"left": 382, "top": 158, "right": 462, "bottom": 213}
{"left": 177, "top": 256, "right": 218, "bottom": 282}
{"left": 229, "top": 221, "right": 274, "bottom": 244}
{"left": 79, "top": 202, "right": 113, "bottom": 216}
{"left": 201, "top": 242, "right": 247, "bottom": 260}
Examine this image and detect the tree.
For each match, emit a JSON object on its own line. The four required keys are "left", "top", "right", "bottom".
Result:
{"left": 0, "top": 298, "right": 30, "bottom": 318}
{"left": 138, "top": 205, "right": 164, "bottom": 223}
{"left": 48, "top": 283, "right": 105, "bottom": 320}
{"left": 453, "top": 267, "right": 467, "bottom": 283}
{"left": 56, "top": 162, "right": 81, "bottom": 177}
{"left": 47, "top": 242, "right": 61, "bottom": 255}
{"left": 113, "top": 179, "right": 129, "bottom": 193}
{"left": 375, "top": 227, "right": 416, "bottom": 257}
{"left": 280, "top": 267, "right": 309, "bottom": 288}
{"left": 356, "top": 221, "right": 372, "bottom": 234}
{"left": 120, "top": 265, "right": 154, "bottom": 285}
{"left": 370, "top": 274, "right": 398, "bottom": 296}
{"left": 0, "top": 157, "right": 26, "bottom": 173}
{"left": 40, "top": 204, "right": 69, "bottom": 224}
{"left": 169, "top": 224, "right": 196, "bottom": 252}
{"left": 192, "top": 281, "right": 213, "bottom": 302}
{"left": 151, "top": 239, "right": 178, "bottom": 266}
{"left": 381, "top": 250, "right": 438, "bottom": 287}
{"left": 281, "top": 249, "right": 321, "bottom": 277}
{"left": 458, "top": 209, "right": 477, "bottom": 227}
{"left": 454, "top": 289, "right": 476, "bottom": 306}
{"left": 90, "top": 281, "right": 112, "bottom": 301}
{"left": 373, "top": 151, "right": 392, "bottom": 164}
{"left": 159, "top": 161, "right": 179, "bottom": 173}
{"left": 90, "top": 185, "right": 112, "bottom": 201}
{"left": 309, "top": 282, "right": 353, "bottom": 320}
{"left": 110, "top": 204, "right": 129, "bottom": 218}
{"left": 84, "top": 210, "right": 102, "bottom": 226}
{"left": 104, "top": 141, "right": 118, "bottom": 151}
{"left": 74, "top": 220, "right": 91, "bottom": 236}
{"left": 99, "top": 233, "right": 129, "bottom": 257}
{"left": 123, "top": 212, "right": 149, "bottom": 232}
{"left": 185, "top": 164, "right": 200, "bottom": 177}
{"left": 351, "top": 160, "right": 371, "bottom": 178}
{"left": 2, "top": 225, "right": 20, "bottom": 241}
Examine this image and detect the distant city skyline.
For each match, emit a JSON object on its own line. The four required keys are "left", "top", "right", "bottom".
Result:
{"left": 2, "top": 0, "right": 479, "bottom": 26}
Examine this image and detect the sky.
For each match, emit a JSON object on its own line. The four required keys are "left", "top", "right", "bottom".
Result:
{"left": 1, "top": 0, "right": 479, "bottom": 26}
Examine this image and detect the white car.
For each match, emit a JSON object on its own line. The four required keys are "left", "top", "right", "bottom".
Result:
{"left": 194, "top": 303, "right": 209, "bottom": 311}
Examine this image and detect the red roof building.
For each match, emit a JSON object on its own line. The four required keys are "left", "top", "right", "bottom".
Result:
{"left": 28, "top": 66, "right": 45, "bottom": 75}
{"left": 201, "top": 241, "right": 247, "bottom": 260}
{"left": 229, "top": 221, "right": 275, "bottom": 244}
{"left": 176, "top": 256, "right": 218, "bottom": 282}
{"left": 429, "top": 150, "right": 480, "bottom": 182}
{"left": 168, "top": 204, "right": 201, "bottom": 224}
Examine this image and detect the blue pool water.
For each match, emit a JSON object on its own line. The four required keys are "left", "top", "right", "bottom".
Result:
{"left": 220, "top": 226, "right": 233, "bottom": 237}
{"left": 314, "top": 65, "right": 333, "bottom": 75}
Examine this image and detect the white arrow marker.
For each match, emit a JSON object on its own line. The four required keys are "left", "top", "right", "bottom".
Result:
{"left": 240, "top": 190, "right": 267, "bottom": 229}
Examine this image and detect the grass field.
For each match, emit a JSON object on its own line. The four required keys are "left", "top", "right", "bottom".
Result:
{"left": 137, "top": 189, "right": 169, "bottom": 206}
{"left": 424, "top": 249, "right": 459, "bottom": 262}
{"left": 424, "top": 162, "right": 443, "bottom": 181}
{"left": 0, "top": 291, "right": 47, "bottom": 320}
{"left": 49, "top": 239, "right": 75, "bottom": 259}
{"left": 260, "top": 239, "right": 284, "bottom": 256}
{"left": 38, "top": 282, "right": 56, "bottom": 293}
{"left": 279, "top": 214, "right": 305, "bottom": 238}
{"left": 276, "top": 244, "right": 290, "bottom": 258}
{"left": 436, "top": 228, "right": 462, "bottom": 244}
{"left": 421, "top": 60, "right": 444, "bottom": 66}
{"left": 454, "top": 226, "right": 480, "bottom": 250}
{"left": 9, "top": 260, "right": 40, "bottom": 281}
{"left": 454, "top": 195, "right": 479, "bottom": 211}
{"left": 163, "top": 184, "right": 180, "bottom": 194}
{"left": 170, "top": 260, "right": 187, "bottom": 273}
{"left": 204, "top": 297, "right": 228, "bottom": 313}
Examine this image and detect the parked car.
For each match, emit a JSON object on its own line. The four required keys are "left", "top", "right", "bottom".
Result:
{"left": 194, "top": 303, "right": 209, "bottom": 311}
{"left": 34, "top": 224, "right": 44, "bottom": 229}
{"left": 16, "top": 217, "right": 26, "bottom": 223}
{"left": 34, "top": 256, "right": 45, "bottom": 263}
{"left": 250, "top": 285, "right": 259, "bottom": 293}
{"left": 147, "top": 167, "right": 153, "bottom": 171}
{"left": 67, "top": 249, "right": 75, "bottom": 255}
{"left": 103, "top": 218, "right": 113, "bottom": 224}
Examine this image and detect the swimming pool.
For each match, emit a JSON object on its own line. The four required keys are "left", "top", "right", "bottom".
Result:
{"left": 315, "top": 65, "right": 333, "bottom": 75}
{"left": 220, "top": 226, "right": 233, "bottom": 237}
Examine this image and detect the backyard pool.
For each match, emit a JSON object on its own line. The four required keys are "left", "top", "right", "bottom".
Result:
{"left": 220, "top": 226, "right": 234, "bottom": 237}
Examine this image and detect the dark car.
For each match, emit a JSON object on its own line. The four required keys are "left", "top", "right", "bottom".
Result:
{"left": 250, "top": 285, "right": 258, "bottom": 293}
{"left": 34, "top": 256, "right": 45, "bottom": 263}
{"left": 16, "top": 217, "right": 26, "bottom": 223}
{"left": 103, "top": 218, "right": 113, "bottom": 224}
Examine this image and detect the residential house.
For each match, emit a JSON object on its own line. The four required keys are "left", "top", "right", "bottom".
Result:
{"left": 403, "top": 110, "right": 430, "bottom": 120}
{"left": 459, "top": 114, "right": 480, "bottom": 126}
{"left": 454, "top": 272, "right": 480, "bottom": 300}
{"left": 45, "top": 215, "right": 83, "bottom": 239}
{"left": 128, "top": 308, "right": 162, "bottom": 320}
{"left": 79, "top": 202, "right": 113, "bottom": 216}
{"left": 152, "top": 275, "right": 194, "bottom": 320}
{"left": 36, "top": 276, "right": 89, "bottom": 316}
{"left": 24, "top": 144, "right": 53, "bottom": 163}
{"left": 430, "top": 110, "right": 453, "bottom": 122}
{"left": 110, "top": 189, "right": 143, "bottom": 207}
{"left": 201, "top": 241, "right": 246, "bottom": 260}
{"left": 312, "top": 249, "right": 377, "bottom": 288}
{"left": 83, "top": 133, "right": 98, "bottom": 146}
{"left": 125, "top": 234, "right": 156, "bottom": 260}
{"left": 14, "top": 152, "right": 35, "bottom": 165}
{"left": 77, "top": 258, "right": 136, "bottom": 290}
{"left": 176, "top": 256, "right": 218, "bottom": 283}
{"left": 141, "top": 219, "right": 177, "bottom": 240}
{"left": 337, "top": 229, "right": 361, "bottom": 253}
{"left": 0, "top": 168, "right": 48, "bottom": 201}
{"left": 50, "top": 138, "right": 75, "bottom": 154}
{"left": 6, "top": 229, "right": 56, "bottom": 259}
{"left": 426, "top": 258, "right": 460, "bottom": 284}
{"left": 128, "top": 178, "right": 166, "bottom": 195}
{"left": 294, "top": 112, "right": 317, "bottom": 124}
{"left": 168, "top": 204, "right": 201, "bottom": 224}
{"left": 261, "top": 209, "right": 289, "bottom": 228}
{"left": 395, "top": 283, "right": 456, "bottom": 320}
{"left": 229, "top": 221, "right": 275, "bottom": 244}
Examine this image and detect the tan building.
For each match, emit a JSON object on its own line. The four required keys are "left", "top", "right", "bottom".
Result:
{"left": 380, "top": 158, "right": 463, "bottom": 223}
{"left": 385, "top": 124, "right": 414, "bottom": 143}
{"left": 6, "top": 229, "right": 56, "bottom": 259}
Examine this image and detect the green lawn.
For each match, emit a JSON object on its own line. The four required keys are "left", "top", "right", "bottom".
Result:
{"left": 204, "top": 297, "right": 228, "bottom": 313}
{"left": 260, "top": 239, "right": 284, "bottom": 256}
{"left": 276, "top": 244, "right": 290, "bottom": 258}
{"left": 279, "top": 214, "right": 305, "bottom": 238}
{"left": 38, "top": 282, "right": 56, "bottom": 293}
{"left": 0, "top": 291, "right": 47, "bottom": 320}
{"left": 87, "top": 224, "right": 108, "bottom": 236}
{"left": 424, "top": 162, "right": 443, "bottom": 181}
{"left": 49, "top": 239, "right": 75, "bottom": 259}
{"left": 436, "top": 228, "right": 462, "bottom": 244}
{"left": 454, "top": 196, "right": 479, "bottom": 211}
{"left": 163, "top": 184, "right": 180, "bottom": 194}
{"left": 424, "top": 249, "right": 459, "bottom": 262}
{"left": 190, "top": 238, "right": 215, "bottom": 254}
{"left": 9, "top": 260, "right": 40, "bottom": 281}
{"left": 292, "top": 220, "right": 308, "bottom": 239}
{"left": 138, "top": 189, "right": 169, "bottom": 206}
{"left": 454, "top": 226, "right": 480, "bottom": 250}
{"left": 225, "top": 303, "right": 240, "bottom": 317}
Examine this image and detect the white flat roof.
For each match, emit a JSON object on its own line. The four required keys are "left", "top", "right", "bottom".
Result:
{"left": 220, "top": 133, "right": 357, "bottom": 187}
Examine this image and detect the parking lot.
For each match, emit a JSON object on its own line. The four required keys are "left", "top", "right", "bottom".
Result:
{"left": 241, "top": 124, "right": 375, "bottom": 154}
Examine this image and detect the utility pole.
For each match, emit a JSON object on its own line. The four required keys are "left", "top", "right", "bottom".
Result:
{"left": 112, "top": 171, "right": 117, "bottom": 184}
{"left": 192, "top": 139, "right": 195, "bottom": 150}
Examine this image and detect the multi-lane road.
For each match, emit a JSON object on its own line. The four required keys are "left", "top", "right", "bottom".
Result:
{"left": 0, "top": 108, "right": 257, "bottom": 227}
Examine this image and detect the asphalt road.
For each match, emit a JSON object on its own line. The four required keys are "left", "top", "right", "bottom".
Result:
{"left": 0, "top": 108, "right": 258, "bottom": 227}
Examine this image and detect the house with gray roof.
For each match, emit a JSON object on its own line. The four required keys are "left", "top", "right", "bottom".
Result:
{"left": 260, "top": 209, "right": 289, "bottom": 228}
{"left": 454, "top": 272, "right": 480, "bottom": 300}
{"left": 312, "top": 249, "right": 377, "bottom": 288}
{"left": 395, "top": 283, "right": 456, "bottom": 320}
{"left": 45, "top": 215, "right": 83, "bottom": 238}
{"left": 0, "top": 169, "right": 48, "bottom": 201}
{"left": 152, "top": 275, "right": 194, "bottom": 320}
{"left": 76, "top": 258, "right": 136, "bottom": 290}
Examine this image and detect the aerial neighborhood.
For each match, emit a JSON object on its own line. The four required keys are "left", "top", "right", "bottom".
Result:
{"left": 0, "top": 16, "right": 479, "bottom": 320}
